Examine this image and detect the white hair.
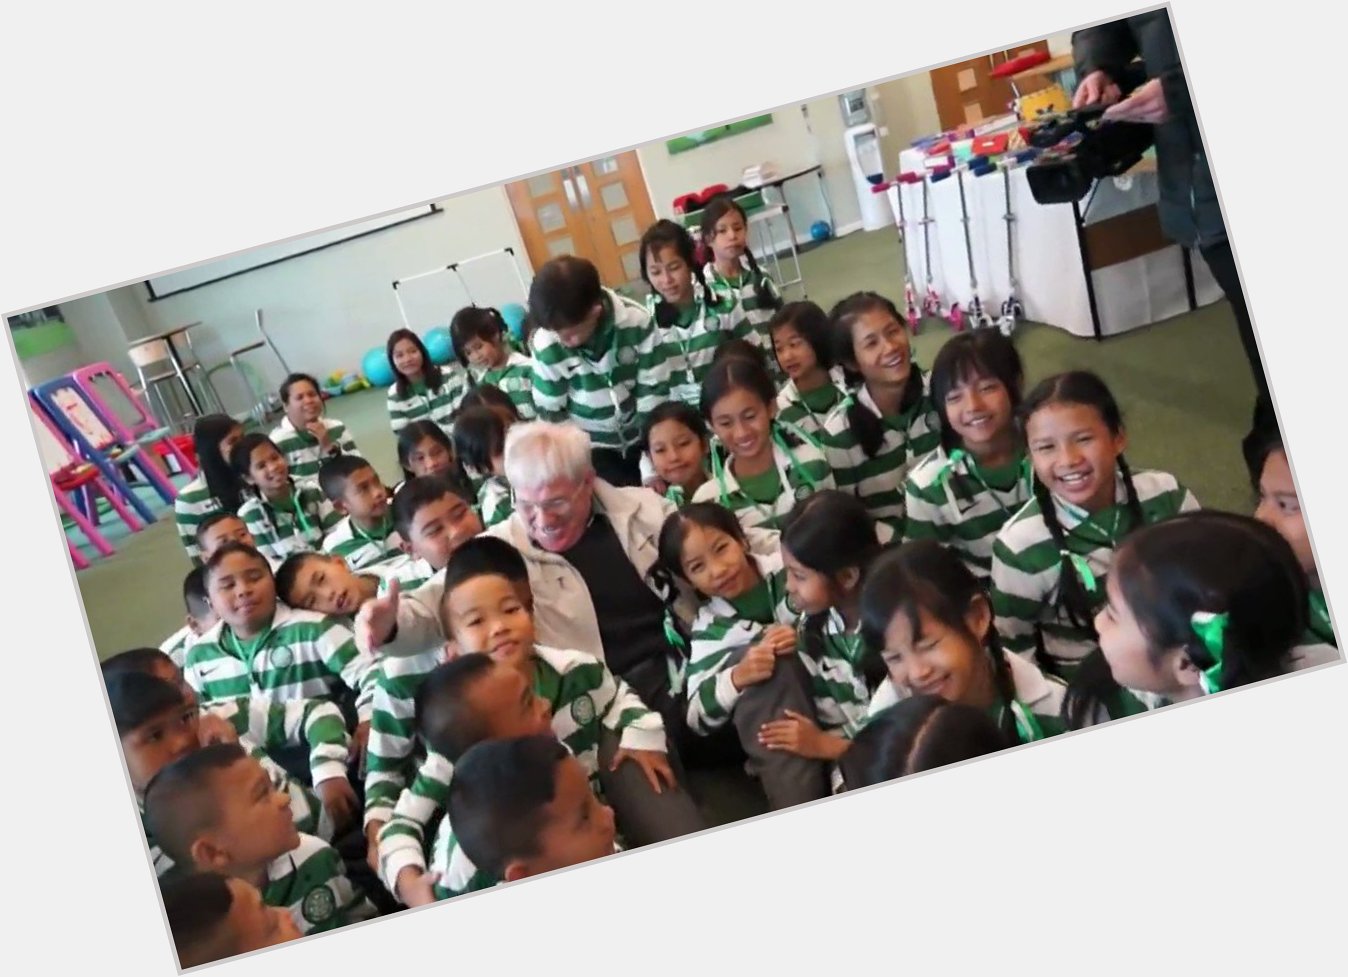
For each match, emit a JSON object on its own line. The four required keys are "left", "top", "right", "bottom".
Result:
{"left": 504, "top": 421, "right": 594, "bottom": 491}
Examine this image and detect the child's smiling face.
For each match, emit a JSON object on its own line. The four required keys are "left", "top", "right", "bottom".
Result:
{"left": 208, "top": 550, "right": 277, "bottom": 636}
{"left": 246, "top": 443, "right": 290, "bottom": 497}
{"left": 1026, "top": 402, "right": 1127, "bottom": 513}
{"left": 285, "top": 380, "right": 324, "bottom": 427}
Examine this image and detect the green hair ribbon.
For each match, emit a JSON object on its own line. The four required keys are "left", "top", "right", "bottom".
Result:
{"left": 1191, "top": 610, "right": 1229, "bottom": 694}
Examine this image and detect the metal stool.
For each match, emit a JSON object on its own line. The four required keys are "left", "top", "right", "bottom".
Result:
{"left": 173, "top": 325, "right": 228, "bottom": 415}
{"left": 127, "top": 339, "right": 199, "bottom": 434}
{"left": 229, "top": 308, "right": 289, "bottom": 422}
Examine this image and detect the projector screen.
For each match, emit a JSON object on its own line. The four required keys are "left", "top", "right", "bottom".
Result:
{"left": 144, "top": 204, "right": 441, "bottom": 300}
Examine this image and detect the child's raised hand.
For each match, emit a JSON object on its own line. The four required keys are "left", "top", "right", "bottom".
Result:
{"left": 609, "top": 748, "right": 676, "bottom": 795}
{"left": 316, "top": 777, "right": 359, "bottom": 836}
{"left": 731, "top": 641, "right": 777, "bottom": 690}
{"left": 395, "top": 867, "right": 441, "bottom": 909}
{"left": 758, "top": 709, "right": 849, "bottom": 761}
{"left": 355, "top": 578, "right": 399, "bottom": 654}
{"left": 305, "top": 420, "right": 332, "bottom": 448}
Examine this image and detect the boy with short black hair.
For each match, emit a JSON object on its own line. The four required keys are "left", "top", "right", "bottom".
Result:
{"left": 449, "top": 735, "right": 617, "bottom": 884}
{"left": 145, "top": 743, "right": 379, "bottom": 936}
{"left": 161, "top": 871, "right": 301, "bottom": 967}
{"left": 275, "top": 551, "right": 383, "bottom": 619}
{"left": 160, "top": 568, "right": 216, "bottom": 668}
{"left": 318, "top": 456, "right": 403, "bottom": 571}
{"left": 196, "top": 511, "right": 273, "bottom": 565}
{"left": 379, "top": 474, "right": 483, "bottom": 594}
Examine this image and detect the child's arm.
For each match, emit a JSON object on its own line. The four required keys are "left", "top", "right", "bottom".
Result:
{"left": 901, "top": 472, "right": 949, "bottom": 544}
{"left": 634, "top": 320, "right": 673, "bottom": 417}
{"left": 363, "top": 666, "right": 421, "bottom": 830}
{"left": 528, "top": 337, "right": 570, "bottom": 423}
{"left": 334, "top": 422, "right": 361, "bottom": 459}
{"left": 588, "top": 662, "right": 668, "bottom": 753}
{"left": 377, "top": 752, "right": 455, "bottom": 902}
{"left": 209, "top": 696, "right": 351, "bottom": 786}
{"left": 313, "top": 618, "right": 378, "bottom": 723}
{"left": 989, "top": 535, "right": 1048, "bottom": 660}
{"left": 173, "top": 497, "right": 205, "bottom": 566}
{"left": 387, "top": 387, "right": 412, "bottom": 435}
{"left": 371, "top": 575, "right": 447, "bottom": 659}
{"left": 685, "top": 620, "right": 791, "bottom": 735}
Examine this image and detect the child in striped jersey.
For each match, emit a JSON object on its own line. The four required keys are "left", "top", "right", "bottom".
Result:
{"left": 448, "top": 736, "right": 618, "bottom": 890}
{"left": 659, "top": 503, "right": 833, "bottom": 809}
{"left": 451, "top": 306, "right": 536, "bottom": 421}
{"left": 270, "top": 373, "right": 362, "bottom": 481}
{"left": 276, "top": 552, "right": 384, "bottom": 620}
{"left": 184, "top": 543, "right": 377, "bottom": 763}
{"left": 377, "top": 536, "right": 701, "bottom": 902}
{"left": 904, "top": 329, "right": 1031, "bottom": 581}
{"left": 195, "top": 512, "right": 280, "bottom": 569}
{"left": 642, "top": 402, "right": 710, "bottom": 507}
{"left": 989, "top": 371, "right": 1200, "bottom": 679}
{"left": 364, "top": 476, "right": 485, "bottom": 850}
{"left": 387, "top": 329, "right": 468, "bottom": 438}
{"left": 174, "top": 415, "right": 246, "bottom": 565}
{"left": 162, "top": 567, "right": 215, "bottom": 668}
{"left": 845, "top": 695, "right": 1015, "bottom": 788}
{"left": 1248, "top": 427, "right": 1336, "bottom": 649}
{"left": 232, "top": 434, "right": 340, "bottom": 563}
{"left": 453, "top": 404, "right": 516, "bottom": 529}
{"left": 317, "top": 456, "right": 402, "bottom": 571}
{"left": 640, "top": 219, "right": 735, "bottom": 405}
{"left": 757, "top": 492, "right": 885, "bottom": 770}
{"left": 393, "top": 420, "right": 458, "bottom": 496}
{"left": 699, "top": 194, "right": 784, "bottom": 366}
{"left": 820, "top": 292, "right": 941, "bottom": 537}
{"left": 145, "top": 743, "right": 379, "bottom": 936}
{"left": 1062, "top": 511, "right": 1335, "bottom": 730}
{"left": 770, "top": 302, "right": 849, "bottom": 438}
{"left": 691, "top": 355, "right": 835, "bottom": 534}
{"left": 850, "top": 540, "right": 1069, "bottom": 790}
{"left": 526, "top": 255, "right": 672, "bottom": 488}
{"left": 162, "top": 871, "right": 301, "bottom": 968}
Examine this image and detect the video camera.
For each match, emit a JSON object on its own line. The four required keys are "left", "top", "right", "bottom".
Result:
{"left": 1024, "top": 85, "right": 1157, "bottom": 205}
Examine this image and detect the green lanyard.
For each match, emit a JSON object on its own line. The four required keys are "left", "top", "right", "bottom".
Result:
{"left": 711, "top": 423, "right": 821, "bottom": 520}
{"left": 350, "top": 513, "right": 392, "bottom": 544}
{"left": 1006, "top": 699, "right": 1046, "bottom": 743}
{"left": 935, "top": 448, "right": 1031, "bottom": 524}
{"left": 222, "top": 623, "right": 274, "bottom": 666}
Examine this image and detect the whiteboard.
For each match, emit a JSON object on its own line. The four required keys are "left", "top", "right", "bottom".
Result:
{"left": 144, "top": 204, "right": 441, "bottom": 300}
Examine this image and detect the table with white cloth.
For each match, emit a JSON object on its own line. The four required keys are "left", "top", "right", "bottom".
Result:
{"left": 887, "top": 156, "right": 1225, "bottom": 339}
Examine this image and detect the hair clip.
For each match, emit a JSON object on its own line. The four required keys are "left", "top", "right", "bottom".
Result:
{"left": 1190, "top": 610, "right": 1229, "bottom": 694}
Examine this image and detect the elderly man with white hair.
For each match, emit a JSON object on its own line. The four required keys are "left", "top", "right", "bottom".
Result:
{"left": 360, "top": 419, "right": 831, "bottom": 814}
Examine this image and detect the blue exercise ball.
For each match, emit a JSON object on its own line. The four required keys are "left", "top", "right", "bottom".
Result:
{"left": 810, "top": 221, "right": 833, "bottom": 242}
{"left": 361, "top": 346, "right": 396, "bottom": 387}
{"left": 423, "top": 326, "right": 455, "bottom": 366}
{"left": 499, "top": 302, "right": 528, "bottom": 342}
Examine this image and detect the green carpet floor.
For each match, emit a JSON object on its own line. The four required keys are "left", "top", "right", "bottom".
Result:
{"left": 68, "top": 227, "right": 1256, "bottom": 661}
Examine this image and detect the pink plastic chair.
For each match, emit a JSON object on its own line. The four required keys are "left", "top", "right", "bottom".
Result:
{"left": 68, "top": 537, "right": 90, "bottom": 570}
{"left": 69, "top": 362, "right": 198, "bottom": 477}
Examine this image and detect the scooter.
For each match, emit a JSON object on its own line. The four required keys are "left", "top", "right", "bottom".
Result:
{"left": 894, "top": 173, "right": 924, "bottom": 333}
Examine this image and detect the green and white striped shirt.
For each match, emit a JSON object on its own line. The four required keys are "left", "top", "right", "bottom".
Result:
{"left": 207, "top": 694, "right": 352, "bottom": 787}
{"left": 270, "top": 416, "right": 361, "bottom": 482}
{"left": 529, "top": 288, "right": 672, "bottom": 452}
{"left": 775, "top": 367, "right": 849, "bottom": 439}
{"left": 263, "top": 833, "right": 379, "bottom": 936}
{"left": 237, "top": 480, "right": 340, "bottom": 563}
{"left": 321, "top": 514, "right": 404, "bottom": 571}
{"left": 990, "top": 469, "right": 1201, "bottom": 677}
{"left": 691, "top": 424, "right": 835, "bottom": 534}
{"left": 364, "top": 646, "right": 446, "bottom": 829}
{"left": 702, "top": 257, "right": 782, "bottom": 359}
{"left": 173, "top": 474, "right": 222, "bottom": 565}
{"left": 904, "top": 447, "right": 1033, "bottom": 580}
{"left": 686, "top": 552, "right": 796, "bottom": 735}
{"left": 386, "top": 369, "right": 469, "bottom": 437}
{"left": 799, "top": 609, "right": 871, "bottom": 738}
{"left": 184, "top": 605, "right": 377, "bottom": 722}
{"left": 472, "top": 351, "right": 537, "bottom": 420}
{"left": 477, "top": 475, "right": 513, "bottom": 529}
{"left": 160, "top": 625, "right": 196, "bottom": 670}
{"left": 375, "top": 555, "right": 438, "bottom": 596}
{"left": 821, "top": 375, "right": 941, "bottom": 536}
{"left": 646, "top": 284, "right": 733, "bottom": 406}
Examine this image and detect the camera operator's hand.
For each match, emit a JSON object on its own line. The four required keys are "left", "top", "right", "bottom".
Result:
{"left": 1102, "top": 78, "right": 1170, "bottom": 124}
{"left": 1073, "top": 70, "right": 1122, "bottom": 110}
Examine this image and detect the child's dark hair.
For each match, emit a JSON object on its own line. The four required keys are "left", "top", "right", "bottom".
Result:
{"left": 711, "top": 337, "right": 769, "bottom": 370}
{"left": 192, "top": 415, "right": 244, "bottom": 515}
{"left": 392, "top": 474, "right": 477, "bottom": 539}
{"left": 195, "top": 511, "right": 245, "bottom": 551}
{"left": 274, "top": 551, "right": 330, "bottom": 609}
{"left": 699, "top": 354, "right": 777, "bottom": 423}
{"left": 699, "top": 194, "right": 782, "bottom": 312}
{"left": 639, "top": 220, "right": 710, "bottom": 328}
{"left": 642, "top": 401, "right": 708, "bottom": 455}
{"left": 229, "top": 432, "right": 281, "bottom": 485}
{"left": 143, "top": 742, "right": 248, "bottom": 867}
{"left": 829, "top": 292, "right": 924, "bottom": 458}
{"left": 317, "top": 453, "right": 375, "bottom": 504}
{"left": 657, "top": 502, "right": 750, "bottom": 586}
{"left": 1062, "top": 511, "right": 1310, "bottom": 729}
{"left": 105, "top": 670, "right": 188, "bottom": 736}
{"left": 204, "top": 541, "right": 273, "bottom": 586}
{"left": 450, "top": 306, "right": 508, "bottom": 369}
{"left": 101, "top": 646, "right": 176, "bottom": 680}
{"left": 929, "top": 329, "right": 1025, "bottom": 454}
{"left": 1244, "top": 422, "right": 1285, "bottom": 495}
{"left": 442, "top": 536, "right": 530, "bottom": 606}
{"left": 859, "top": 540, "right": 1022, "bottom": 744}
{"left": 847, "top": 695, "right": 1013, "bottom": 788}
{"left": 396, "top": 420, "right": 457, "bottom": 483}
{"left": 453, "top": 405, "right": 509, "bottom": 478}
{"left": 161, "top": 871, "right": 248, "bottom": 968}
{"left": 414, "top": 653, "right": 504, "bottom": 763}
{"left": 768, "top": 301, "right": 834, "bottom": 373}
{"left": 1021, "top": 371, "right": 1143, "bottom": 634}
{"left": 456, "top": 383, "right": 521, "bottom": 421}
{"left": 528, "top": 255, "right": 603, "bottom": 332}
{"left": 782, "top": 491, "right": 883, "bottom": 682}
{"left": 446, "top": 735, "right": 574, "bottom": 879}
{"left": 183, "top": 566, "right": 210, "bottom": 618}
{"left": 279, "top": 373, "right": 322, "bottom": 406}
{"left": 387, "top": 328, "right": 445, "bottom": 399}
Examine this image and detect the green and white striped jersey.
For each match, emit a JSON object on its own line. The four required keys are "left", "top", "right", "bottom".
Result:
{"left": 685, "top": 551, "right": 796, "bottom": 735}
{"left": 237, "top": 480, "right": 340, "bottom": 563}
{"left": 904, "top": 447, "right": 1033, "bottom": 580}
{"left": 207, "top": 694, "right": 352, "bottom": 787}
{"left": 386, "top": 368, "right": 469, "bottom": 437}
{"left": 1307, "top": 589, "right": 1335, "bottom": 648}
{"left": 691, "top": 423, "right": 835, "bottom": 535}
{"left": 646, "top": 284, "right": 734, "bottom": 406}
{"left": 477, "top": 475, "right": 513, "bottom": 529}
{"left": 160, "top": 624, "right": 196, "bottom": 670}
{"left": 173, "top": 474, "right": 222, "bottom": 565}
{"left": 529, "top": 288, "right": 672, "bottom": 452}
{"left": 702, "top": 257, "right": 782, "bottom": 358}
{"left": 375, "top": 555, "right": 438, "bottom": 596}
{"left": 320, "top": 514, "right": 404, "bottom": 571}
{"left": 472, "top": 350, "right": 537, "bottom": 420}
{"left": 364, "top": 646, "right": 447, "bottom": 829}
{"left": 799, "top": 608, "right": 871, "bottom": 738}
{"left": 990, "top": 468, "right": 1200, "bottom": 677}
{"left": 775, "top": 367, "right": 849, "bottom": 439}
{"left": 263, "top": 833, "right": 379, "bottom": 935}
{"left": 820, "top": 374, "right": 941, "bottom": 536}
{"left": 184, "top": 605, "right": 377, "bottom": 722}
{"left": 269, "top": 416, "right": 361, "bottom": 482}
